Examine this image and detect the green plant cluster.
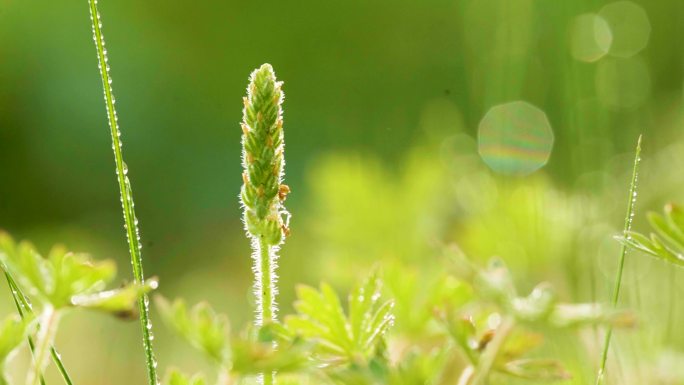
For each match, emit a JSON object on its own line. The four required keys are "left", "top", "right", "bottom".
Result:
{"left": 0, "top": 232, "right": 157, "bottom": 385}
{"left": 3, "top": 2, "right": 684, "bottom": 385}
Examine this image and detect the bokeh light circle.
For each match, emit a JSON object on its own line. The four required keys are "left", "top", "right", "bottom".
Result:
{"left": 595, "top": 56, "right": 651, "bottom": 109}
{"left": 599, "top": 1, "right": 651, "bottom": 58}
{"left": 477, "top": 101, "right": 554, "bottom": 176}
{"left": 570, "top": 13, "right": 613, "bottom": 62}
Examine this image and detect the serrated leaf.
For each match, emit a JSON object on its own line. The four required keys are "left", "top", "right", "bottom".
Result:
{"left": 0, "top": 232, "right": 143, "bottom": 315}
{"left": 285, "top": 274, "right": 394, "bottom": 366}
{"left": 156, "top": 296, "right": 229, "bottom": 364}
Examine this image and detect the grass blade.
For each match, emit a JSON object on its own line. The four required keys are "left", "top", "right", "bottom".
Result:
{"left": 595, "top": 135, "right": 642, "bottom": 385}
{"left": 3, "top": 268, "right": 74, "bottom": 385}
{"left": 86, "top": 1, "right": 158, "bottom": 384}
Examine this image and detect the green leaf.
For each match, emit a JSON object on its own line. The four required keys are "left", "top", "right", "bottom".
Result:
{"left": 163, "top": 368, "right": 207, "bottom": 385}
{"left": 441, "top": 314, "right": 478, "bottom": 363}
{"left": 0, "top": 232, "right": 118, "bottom": 309}
{"left": 155, "top": 296, "right": 229, "bottom": 364}
{"left": 285, "top": 274, "right": 394, "bottom": 366}
{"left": 619, "top": 204, "right": 684, "bottom": 267}
{"left": 71, "top": 278, "right": 159, "bottom": 318}
{"left": 648, "top": 211, "right": 684, "bottom": 250}
{"left": 388, "top": 348, "right": 449, "bottom": 385}
{"left": 0, "top": 314, "right": 31, "bottom": 363}
{"left": 501, "top": 359, "right": 571, "bottom": 381}
{"left": 230, "top": 337, "right": 312, "bottom": 375}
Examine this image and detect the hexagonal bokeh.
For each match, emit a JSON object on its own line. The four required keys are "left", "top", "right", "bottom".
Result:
{"left": 478, "top": 101, "right": 554, "bottom": 176}
{"left": 599, "top": 1, "right": 651, "bottom": 58}
{"left": 570, "top": 13, "right": 613, "bottom": 63}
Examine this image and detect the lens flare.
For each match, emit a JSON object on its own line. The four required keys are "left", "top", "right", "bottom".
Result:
{"left": 478, "top": 101, "right": 554, "bottom": 176}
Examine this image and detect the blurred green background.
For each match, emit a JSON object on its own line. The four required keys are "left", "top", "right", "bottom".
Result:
{"left": 1, "top": 0, "right": 684, "bottom": 383}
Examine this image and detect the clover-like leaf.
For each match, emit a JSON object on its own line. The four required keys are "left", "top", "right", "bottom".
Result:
{"left": 163, "top": 368, "right": 207, "bottom": 385}
{"left": 0, "top": 232, "right": 117, "bottom": 309}
{"left": 156, "top": 296, "right": 230, "bottom": 364}
{"left": 285, "top": 273, "right": 394, "bottom": 366}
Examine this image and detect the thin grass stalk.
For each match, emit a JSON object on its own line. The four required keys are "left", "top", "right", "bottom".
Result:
{"left": 86, "top": 1, "right": 158, "bottom": 384}
{"left": 595, "top": 135, "right": 642, "bottom": 385}
{"left": 26, "top": 306, "right": 60, "bottom": 385}
{"left": 4, "top": 269, "right": 74, "bottom": 385}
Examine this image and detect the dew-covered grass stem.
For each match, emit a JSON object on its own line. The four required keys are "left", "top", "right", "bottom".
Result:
{"left": 595, "top": 135, "right": 642, "bottom": 385}
{"left": 87, "top": 1, "right": 159, "bottom": 384}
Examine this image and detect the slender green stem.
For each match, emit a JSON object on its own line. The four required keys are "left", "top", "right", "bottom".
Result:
{"left": 259, "top": 237, "right": 275, "bottom": 325}
{"left": 4, "top": 269, "right": 74, "bottom": 385}
{"left": 3, "top": 271, "right": 45, "bottom": 385}
{"left": 27, "top": 306, "right": 60, "bottom": 385}
{"left": 87, "top": 1, "right": 158, "bottom": 384}
{"left": 596, "top": 135, "right": 642, "bottom": 385}
{"left": 469, "top": 316, "right": 515, "bottom": 385}
{"left": 258, "top": 237, "right": 275, "bottom": 385}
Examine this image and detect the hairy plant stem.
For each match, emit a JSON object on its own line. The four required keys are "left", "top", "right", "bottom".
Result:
{"left": 4, "top": 269, "right": 73, "bottom": 385}
{"left": 595, "top": 135, "right": 642, "bottom": 385}
{"left": 467, "top": 316, "right": 516, "bottom": 385}
{"left": 27, "top": 306, "right": 60, "bottom": 385}
{"left": 259, "top": 238, "right": 275, "bottom": 325}
{"left": 87, "top": 1, "right": 158, "bottom": 384}
{"left": 258, "top": 238, "right": 275, "bottom": 385}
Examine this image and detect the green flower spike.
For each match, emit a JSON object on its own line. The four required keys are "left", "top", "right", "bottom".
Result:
{"left": 240, "top": 63, "right": 290, "bottom": 328}
{"left": 240, "top": 63, "right": 289, "bottom": 385}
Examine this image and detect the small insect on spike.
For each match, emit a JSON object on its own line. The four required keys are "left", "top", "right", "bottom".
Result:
{"left": 278, "top": 184, "right": 290, "bottom": 201}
